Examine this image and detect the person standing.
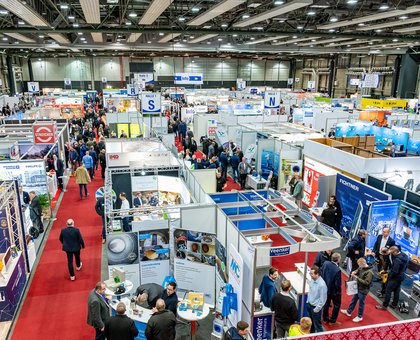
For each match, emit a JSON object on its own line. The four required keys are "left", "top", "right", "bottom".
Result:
{"left": 29, "top": 191, "right": 43, "bottom": 234}
{"left": 292, "top": 175, "right": 304, "bottom": 208}
{"left": 145, "top": 299, "right": 176, "bottom": 340}
{"left": 119, "top": 192, "right": 131, "bottom": 232}
{"left": 135, "top": 283, "right": 165, "bottom": 309}
{"left": 99, "top": 149, "right": 107, "bottom": 179}
{"left": 230, "top": 152, "right": 240, "bottom": 183}
{"left": 216, "top": 172, "right": 227, "bottom": 192}
{"left": 288, "top": 171, "right": 299, "bottom": 195}
{"left": 19, "top": 185, "right": 30, "bottom": 205}
{"left": 321, "top": 253, "right": 342, "bottom": 326}
{"left": 219, "top": 149, "right": 229, "bottom": 179}
{"left": 258, "top": 267, "right": 279, "bottom": 308}
{"left": 346, "top": 229, "right": 367, "bottom": 272}
{"left": 376, "top": 246, "right": 409, "bottom": 311}
{"left": 75, "top": 164, "right": 91, "bottom": 200}
{"left": 306, "top": 266, "right": 328, "bottom": 333}
{"left": 320, "top": 203, "right": 338, "bottom": 230}
{"left": 341, "top": 257, "right": 373, "bottom": 322}
{"left": 288, "top": 317, "right": 312, "bottom": 337}
{"left": 314, "top": 249, "right": 332, "bottom": 269}
{"left": 87, "top": 281, "right": 110, "bottom": 340}
{"left": 372, "top": 227, "right": 395, "bottom": 271}
{"left": 226, "top": 321, "right": 250, "bottom": 340}
{"left": 82, "top": 150, "right": 94, "bottom": 179}
{"left": 238, "top": 157, "right": 251, "bottom": 190}
{"left": 271, "top": 279, "right": 298, "bottom": 338}
{"left": 376, "top": 247, "right": 392, "bottom": 298}
{"left": 51, "top": 154, "right": 65, "bottom": 190}
{"left": 104, "top": 302, "right": 138, "bottom": 340}
{"left": 329, "top": 195, "right": 342, "bottom": 233}
{"left": 95, "top": 197, "right": 106, "bottom": 244}
{"left": 133, "top": 192, "right": 143, "bottom": 208}
{"left": 59, "top": 219, "right": 85, "bottom": 281}
{"left": 161, "top": 282, "right": 178, "bottom": 316}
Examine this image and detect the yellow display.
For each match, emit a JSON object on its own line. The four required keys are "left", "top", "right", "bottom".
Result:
{"left": 187, "top": 292, "right": 204, "bottom": 311}
{"left": 130, "top": 124, "right": 141, "bottom": 137}
{"left": 117, "top": 124, "right": 129, "bottom": 138}
{"left": 360, "top": 98, "right": 407, "bottom": 109}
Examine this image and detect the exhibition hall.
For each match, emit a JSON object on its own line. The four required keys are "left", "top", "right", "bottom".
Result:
{"left": 0, "top": 0, "right": 420, "bottom": 340}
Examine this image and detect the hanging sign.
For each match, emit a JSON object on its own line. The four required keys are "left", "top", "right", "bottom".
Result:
{"left": 27, "top": 82, "right": 39, "bottom": 93}
{"left": 264, "top": 91, "right": 281, "bottom": 109}
{"left": 141, "top": 92, "right": 161, "bottom": 115}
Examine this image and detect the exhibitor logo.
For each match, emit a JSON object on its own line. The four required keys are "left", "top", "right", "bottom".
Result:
{"left": 33, "top": 124, "right": 55, "bottom": 144}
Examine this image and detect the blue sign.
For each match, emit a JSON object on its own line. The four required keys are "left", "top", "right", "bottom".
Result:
{"left": 252, "top": 314, "right": 273, "bottom": 340}
{"left": 174, "top": 73, "right": 203, "bottom": 85}
{"left": 141, "top": 92, "right": 161, "bottom": 114}
{"left": 336, "top": 173, "right": 391, "bottom": 234}
{"left": 269, "top": 246, "right": 291, "bottom": 257}
{"left": 261, "top": 149, "right": 274, "bottom": 177}
{"left": 273, "top": 153, "right": 280, "bottom": 176}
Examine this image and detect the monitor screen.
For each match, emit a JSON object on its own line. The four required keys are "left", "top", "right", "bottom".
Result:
{"left": 406, "top": 191, "right": 420, "bottom": 207}
{"left": 385, "top": 183, "right": 405, "bottom": 200}
{"left": 367, "top": 176, "right": 385, "bottom": 191}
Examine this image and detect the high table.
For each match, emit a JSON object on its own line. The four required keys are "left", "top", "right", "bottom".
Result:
{"left": 177, "top": 302, "right": 211, "bottom": 340}
{"left": 246, "top": 175, "right": 267, "bottom": 190}
{"left": 105, "top": 280, "right": 134, "bottom": 300}
{"left": 110, "top": 297, "right": 153, "bottom": 340}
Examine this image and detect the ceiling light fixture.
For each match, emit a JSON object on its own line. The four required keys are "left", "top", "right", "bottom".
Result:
{"left": 129, "top": 12, "right": 137, "bottom": 18}
{"left": 188, "top": 0, "right": 246, "bottom": 26}
{"left": 73, "top": 22, "right": 79, "bottom": 27}
{"left": 218, "top": 38, "right": 223, "bottom": 41}
{"left": 2, "top": 37, "right": 8, "bottom": 41}
{"left": 80, "top": 0, "right": 100, "bottom": 24}
{"left": 60, "top": 4, "right": 69, "bottom": 10}
{"left": 179, "top": 17, "right": 185, "bottom": 21}
{"left": 347, "top": 0, "right": 358, "bottom": 4}
{"left": 191, "top": 7, "right": 200, "bottom": 12}
{"left": 379, "top": 2, "right": 389, "bottom": 10}
{"left": 329, "top": 16, "right": 338, "bottom": 22}
{"left": 18, "top": 20, "right": 25, "bottom": 25}
{"left": 0, "top": 10, "right": 9, "bottom": 15}
{"left": 399, "top": 15, "right": 408, "bottom": 19}
{"left": 159, "top": 32, "right": 164, "bottom": 36}
{"left": 125, "top": 21, "right": 132, "bottom": 25}
{"left": 242, "top": 14, "right": 250, "bottom": 19}
{"left": 78, "top": 32, "right": 83, "bottom": 35}
{"left": 307, "top": 10, "right": 316, "bottom": 15}
{"left": 68, "top": 15, "right": 75, "bottom": 20}
{"left": 274, "top": 0, "right": 285, "bottom": 5}
{"left": 221, "top": 23, "right": 228, "bottom": 27}
{"left": 139, "top": 0, "right": 174, "bottom": 25}
{"left": 296, "top": 25, "right": 303, "bottom": 29}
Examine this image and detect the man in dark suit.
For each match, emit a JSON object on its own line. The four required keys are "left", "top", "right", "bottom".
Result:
{"left": 59, "top": 219, "right": 85, "bottom": 281}
{"left": 87, "top": 281, "right": 110, "bottom": 340}
{"left": 95, "top": 197, "right": 106, "bottom": 244}
{"left": 29, "top": 191, "right": 43, "bottom": 234}
{"left": 104, "top": 302, "right": 138, "bottom": 340}
{"left": 51, "top": 154, "right": 65, "bottom": 189}
{"left": 271, "top": 279, "right": 298, "bottom": 338}
{"left": 372, "top": 227, "right": 395, "bottom": 269}
{"left": 321, "top": 253, "right": 342, "bottom": 326}
{"left": 19, "top": 186, "right": 30, "bottom": 205}
{"left": 133, "top": 192, "right": 143, "bottom": 208}
{"left": 347, "top": 229, "right": 367, "bottom": 271}
{"left": 161, "top": 282, "right": 178, "bottom": 316}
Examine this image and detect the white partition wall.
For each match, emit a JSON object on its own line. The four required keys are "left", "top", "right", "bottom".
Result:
{"left": 238, "top": 234, "right": 255, "bottom": 325}
{"left": 216, "top": 209, "right": 227, "bottom": 249}
{"left": 181, "top": 205, "right": 216, "bottom": 233}
{"left": 191, "top": 169, "right": 217, "bottom": 193}
{"left": 226, "top": 220, "right": 240, "bottom": 251}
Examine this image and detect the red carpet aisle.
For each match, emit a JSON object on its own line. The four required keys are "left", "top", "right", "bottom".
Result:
{"left": 12, "top": 175, "right": 104, "bottom": 340}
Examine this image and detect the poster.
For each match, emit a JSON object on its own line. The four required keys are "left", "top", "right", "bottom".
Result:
{"left": 107, "top": 233, "right": 139, "bottom": 266}
{"left": 138, "top": 228, "right": 170, "bottom": 285}
{"left": 395, "top": 202, "right": 420, "bottom": 256}
{"left": 130, "top": 124, "right": 141, "bottom": 137}
{"left": 273, "top": 153, "right": 280, "bottom": 177}
{"left": 366, "top": 201, "right": 400, "bottom": 249}
{"left": 280, "top": 159, "right": 303, "bottom": 188}
{"left": 260, "top": 149, "right": 274, "bottom": 177}
{"left": 252, "top": 314, "right": 273, "bottom": 340}
{"left": 0, "top": 209, "right": 10, "bottom": 253}
{"left": 173, "top": 229, "right": 216, "bottom": 303}
{"left": 228, "top": 244, "right": 243, "bottom": 328}
{"left": 336, "top": 173, "right": 391, "bottom": 235}
{"left": 207, "top": 120, "right": 217, "bottom": 137}
{"left": 302, "top": 157, "right": 337, "bottom": 207}
{"left": 0, "top": 161, "right": 47, "bottom": 194}
{"left": 117, "top": 124, "right": 129, "bottom": 138}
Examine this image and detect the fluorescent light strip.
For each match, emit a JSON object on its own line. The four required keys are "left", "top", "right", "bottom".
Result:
{"left": 189, "top": 34, "right": 218, "bottom": 43}
{"left": 139, "top": 0, "right": 174, "bottom": 25}
{"left": 1, "top": 0, "right": 50, "bottom": 27}
{"left": 91, "top": 32, "right": 103, "bottom": 43}
{"left": 80, "top": 0, "right": 100, "bottom": 24}
{"left": 351, "top": 43, "right": 410, "bottom": 50}
{"left": 318, "top": 5, "right": 420, "bottom": 29}
{"left": 4, "top": 33, "right": 35, "bottom": 43}
{"left": 48, "top": 33, "right": 70, "bottom": 44}
{"left": 188, "top": 0, "right": 246, "bottom": 26}
{"left": 326, "top": 39, "right": 378, "bottom": 47}
{"left": 299, "top": 37, "right": 352, "bottom": 46}
{"left": 357, "top": 16, "right": 420, "bottom": 31}
{"left": 394, "top": 25, "right": 420, "bottom": 33}
{"left": 233, "top": 0, "right": 313, "bottom": 28}
{"left": 272, "top": 36, "right": 319, "bottom": 45}
{"left": 158, "top": 33, "right": 181, "bottom": 43}
{"left": 126, "top": 33, "right": 142, "bottom": 43}
{"left": 246, "top": 36, "right": 288, "bottom": 45}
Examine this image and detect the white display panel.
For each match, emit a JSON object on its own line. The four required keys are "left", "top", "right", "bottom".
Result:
{"left": 226, "top": 220, "right": 239, "bottom": 251}
{"left": 228, "top": 244, "right": 243, "bottom": 327}
{"left": 216, "top": 209, "right": 227, "bottom": 249}
{"left": 132, "top": 175, "right": 158, "bottom": 192}
{"left": 238, "top": 235, "right": 255, "bottom": 314}
{"left": 0, "top": 161, "right": 47, "bottom": 194}
{"left": 181, "top": 206, "right": 216, "bottom": 234}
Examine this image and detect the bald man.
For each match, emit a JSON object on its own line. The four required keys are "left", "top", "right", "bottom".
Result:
{"left": 145, "top": 299, "right": 176, "bottom": 340}
{"left": 59, "top": 219, "right": 85, "bottom": 281}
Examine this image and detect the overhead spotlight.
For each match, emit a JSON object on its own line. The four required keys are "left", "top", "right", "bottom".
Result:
{"left": 379, "top": 2, "right": 389, "bottom": 10}
{"left": 38, "top": 35, "right": 45, "bottom": 38}
{"left": 221, "top": 23, "right": 228, "bottom": 27}
{"left": 141, "top": 170, "right": 146, "bottom": 176}
{"left": 73, "top": 22, "right": 79, "bottom": 27}
{"left": 125, "top": 21, "right": 132, "bottom": 26}
{"left": 192, "top": 7, "right": 200, "bottom": 12}
{"left": 329, "top": 16, "right": 338, "bottom": 22}
{"left": 392, "top": 38, "right": 398, "bottom": 42}
{"left": 242, "top": 14, "right": 250, "bottom": 19}
{"left": 292, "top": 35, "right": 298, "bottom": 38}
{"left": 2, "top": 37, "right": 8, "bottom": 41}
{"left": 347, "top": 0, "right": 358, "bottom": 4}
{"left": 128, "top": 12, "right": 137, "bottom": 18}
{"left": 250, "top": 37, "right": 255, "bottom": 40}
{"left": 78, "top": 32, "right": 83, "bottom": 35}
{"left": 60, "top": 4, "right": 69, "bottom": 10}
{"left": 328, "top": 29, "right": 336, "bottom": 32}
{"left": 307, "top": 10, "right": 316, "bottom": 15}
{"left": 297, "top": 25, "right": 303, "bottom": 29}
{"left": 18, "top": 20, "right": 25, "bottom": 25}
{"left": 68, "top": 15, "right": 75, "bottom": 20}
{"left": 0, "top": 10, "right": 9, "bottom": 15}
{"left": 178, "top": 17, "right": 185, "bottom": 21}
{"left": 375, "top": 29, "right": 382, "bottom": 32}
{"left": 159, "top": 32, "right": 164, "bottom": 36}
{"left": 274, "top": 0, "right": 285, "bottom": 4}
{"left": 399, "top": 15, "right": 408, "bottom": 20}
{"left": 218, "top": 38, "right": 223, "bottom": 41}
{"left": 357, "top": 23, "right": 365, "bottom": 26}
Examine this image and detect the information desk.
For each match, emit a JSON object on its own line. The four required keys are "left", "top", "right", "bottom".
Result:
{"left": 110, "top": 297, "right": 153, "bottom": 340}
{"left": 246, "top": 175, "right": 267, "bottom": 190}
{"left": 177, "top": 302, "right": 211, "bottom": 340}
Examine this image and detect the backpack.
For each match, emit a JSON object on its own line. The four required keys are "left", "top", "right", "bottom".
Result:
{"left": 398, "top": 301, "right": 409, "bottom": 314}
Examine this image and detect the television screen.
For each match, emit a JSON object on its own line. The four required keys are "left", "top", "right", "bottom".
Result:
{"left": 406, "top": 191, "right": 420, "bottom": 207}
{"left": 385, "top": 183, "right": 406, "bottom": 200}
{"left": 367, "top": 176, "right": 385, "bottom": 191}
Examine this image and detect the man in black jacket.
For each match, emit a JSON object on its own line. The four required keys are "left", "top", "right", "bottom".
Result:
{"left": 145, "top": 299, "right": 176, "bottom": 340}
{"left": 161, "top": 282, "right": 178, "bottom": 316}
{"left": 372, "top": 227, "right": 395, "bottom": 270}
{"left": 87, "top": 281, "right": 110, "bottom": 340}
{"left": 271, "top": 279, "right": 298, "bottom": 338}
{"left": 376, "top": 246, "right": 409, "bottom": 310}
{"left": 321, "top": 253, "right": 342, "bottom": 326}
{"left": 95, "top": 197, "right": 106, "bottom": 244}
{"left": 135, "top": 283, "right": 164, "bottom": 309}
{"left": 29, "top": 191, "right": 43, "bottom": 234}
{"left": 59, "top": 219, "right": 85, "bottom": 281}
{"left": 50, "top": 154, "right": 65, "bottom": 189}
{"left": 314, "top": 250, "right": 332, "bottom": 269}
{"left": 104, "top": 302, "right": 138, "bottom": 340}
{"left": 347, "top": 229, "right": 367, "bottom": 271}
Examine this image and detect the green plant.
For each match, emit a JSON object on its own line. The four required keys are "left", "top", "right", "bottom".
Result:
{"left": 38, "top": 193, "right": 51, "bottom": 217}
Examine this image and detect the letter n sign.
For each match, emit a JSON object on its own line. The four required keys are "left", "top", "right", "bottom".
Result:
{"left": 264, "top": 91, "right": 280, "bottom": 109}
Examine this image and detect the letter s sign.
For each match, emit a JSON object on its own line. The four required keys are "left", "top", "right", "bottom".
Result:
{"left": 148, "top": 100, "right": 155, "bottom": 110}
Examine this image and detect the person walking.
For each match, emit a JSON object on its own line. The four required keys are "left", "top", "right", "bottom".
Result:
{"left": 59, "top": 219, "right": 85, "bottom": 281}
{"left": 99, "top": 149, "right": 107, "bottom": 179}
{"left": 104, "top": 302, "right": 138, "bottom": 340}
{"left": 321, "top": 253, "right": 342, "bottom": 326}
{"left": 87, "top": 281, "right": 110, "bottom": 340}
{"left": 346, "top": 229, "right": 367, "bottom": 272}
{"left": 145, "top": 299, "right": 176, "bottom": 340}
{"left": 95, "top": 196, "right": 106, "bottom": 244}
{"left": 341, "top": 257, "right": 373, "bottom": 322}
{"left": 376, "top": 246, "right": 409, "bottom": 311}
{"left": 292, "top": 175, "right": 304, "bottom": 208}
{"left": 82, "top": 150, "right": 94, "bottom": 179}
{"left": 29, "top": 191, "right": 44, "bottom": 234}
{"left": 75, "top": 163, "right": 91, "bottom": 200}
{"left": 238, "top": 157, "right": 251, "bottom": 190}
{"left": 271, "top": 279, "right": 298, "bottom": 338}
{"left": 119, "top": 192, "right": 131, "bottom": 232}
{"left": 306, "top": 266, "right": 328, "bottom": 333}
{"left": 51, "top": 154, "right": 65, "bottom": 190}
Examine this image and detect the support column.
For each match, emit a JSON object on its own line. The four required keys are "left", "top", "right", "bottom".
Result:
{"left": 6, "top": 55, "right": 15, "bottom": 95}
{"left": 396, "top": 52, "right": 419, "bottom": 98}
{"left": 289, "top": 59, "right": 296, "bottom": 90}
{"left": 28, "top": 59, "right": 34, "bottom": 81}
{"left": 327, "top": 57, "right": 335, "bottom": 97}
{"left": 391, "top": 56, "right": 402, "bottom": 97}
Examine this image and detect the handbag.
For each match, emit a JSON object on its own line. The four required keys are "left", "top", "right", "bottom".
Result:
{"left": 345, "top": 279, "right": 358, "bottom": 296}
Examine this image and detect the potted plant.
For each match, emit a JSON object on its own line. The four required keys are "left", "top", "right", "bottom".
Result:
{"left": 38, "top": 193, "right": 52, "bottom": 219}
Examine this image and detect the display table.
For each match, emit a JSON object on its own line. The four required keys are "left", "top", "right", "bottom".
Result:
{"left": 46, "top": 173, "right": 58, "bottom": 197}
{"left": 105, "top": 280, "right": 134, "bottom": 300}
{"left": 246, "top": 175, "right": 267, "bottom": 190}
{"left": 247, "top": 235, "right": 272, "bottom": 268}
{"left": 177, "top": 302, "right": 211, "bottom": 340}
{"left": 110, "top": 297, "right": 152, "bottom": 340}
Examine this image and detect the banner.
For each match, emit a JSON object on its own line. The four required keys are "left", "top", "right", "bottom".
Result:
{"left": 228, "top": 244, "right": 243, "bottom": 327}
{"left": 280, "top": 159, "right": 303, "bottom": 188}
{"left": 27, "top": 82, "right": 39, "bottom": 93}
{"left": 207, "top": 120, "right": 217, "bottom": 137}
{"left": 244, "top": 144, "right": 257, "bottom": 163}
{"left": 307, "top": 80, "right": 316, "bottom": 90}
{"left": 395, "top": 202, "right": 420, "bottom": 256}
{"left": 126, "top": 84, "right": 139, "bottom": 96}
{"left": 141, "top": 92, "right": 161, "bottom": 115}
{"left": 336, "top": 173, "right": 391, "bottom": 234}
{"left": 0, "top": 161, "right": 47, "bottom": 194}
{"left": 252, "top": 313, "right": 273, "bottom": 340}
{"left": 360, "top": 98, "right": 407, "bottom": 109}
{"left": 174, "top": 73, "right": 203, "bottom": 85}
{"left": 260, "top": 149, "right": 274, "bottom": 176}
{"left": 33, "top": 122, "right": 57, "bottom": 145}
{"left": 264, "top": 91, "right": 280, "bottom": 109}
{"left": 362, "top": 73, "right": 380, "bottom": 88}
{"left": 215, "top": 127, "right": 229, "bottom": 149}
